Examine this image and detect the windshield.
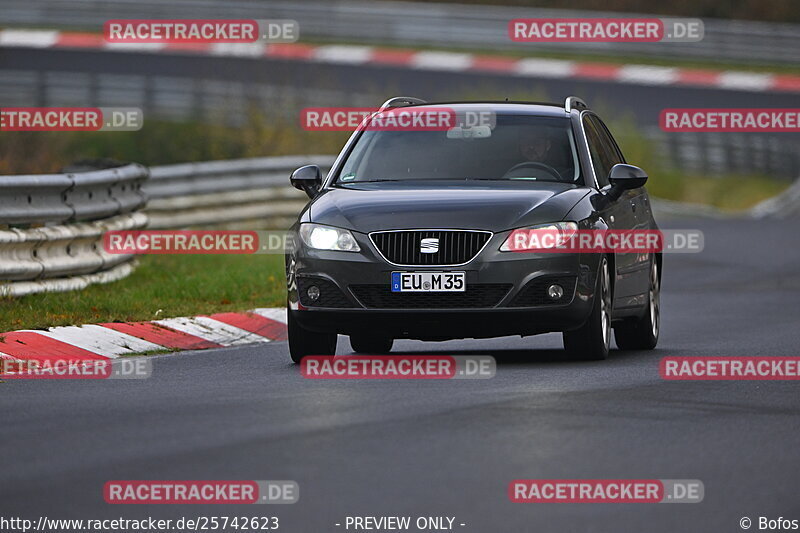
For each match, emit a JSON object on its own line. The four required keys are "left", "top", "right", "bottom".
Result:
{"left": 335, "top": 113, "right": 581, "bottom": 185}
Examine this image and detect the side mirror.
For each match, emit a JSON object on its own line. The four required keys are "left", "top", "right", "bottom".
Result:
{"left": 609, "top": 164, "right": 648, "bottom": 190}
{"left": 605, "top": 164, "right": 648, "bottom": 201}
{"left": 290, "top": 165, "right": 322, "bottom": 199}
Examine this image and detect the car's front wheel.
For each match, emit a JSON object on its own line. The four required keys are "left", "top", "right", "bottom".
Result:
{"left": 563, "top": 255, "right": 611, "bottom": 360}
{"left": 350, "top": 334, "right": 394, "bottom": 354}
{"left": 614, "top": 257, "right": 660, "bottom": 350}
{"left": 288, "top": 310, "right": 337, "bottom": 364}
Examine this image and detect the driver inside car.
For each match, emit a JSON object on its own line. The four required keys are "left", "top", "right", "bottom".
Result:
{"left": 519, "top": 129, "right": 552, "bottom": 162}
{"left": 507, "top": 129, "right": 573, "bottom": 181}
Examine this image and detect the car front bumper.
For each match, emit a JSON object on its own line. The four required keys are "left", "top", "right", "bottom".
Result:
{"left": 286, "top": 231, "right": 600, "bottom": 340}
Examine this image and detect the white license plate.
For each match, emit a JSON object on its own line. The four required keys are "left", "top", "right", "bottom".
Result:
{"left": 391, "top": 272, "right": 466, "bottom": 292}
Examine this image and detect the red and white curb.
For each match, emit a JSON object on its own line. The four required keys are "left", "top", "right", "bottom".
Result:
{"left": 1, "top": 29, "right": 798, "bottom": 94}
{"left": 0, "top": 308, "right": 287, "bottom": 364}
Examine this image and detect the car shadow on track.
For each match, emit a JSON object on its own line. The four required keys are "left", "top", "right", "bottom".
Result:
{"left": 384, "top": 347, "right": 657, "bottom": 366}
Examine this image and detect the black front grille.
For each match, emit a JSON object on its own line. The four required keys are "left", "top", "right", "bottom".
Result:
{"left": 509, "top": 276, "right": 577, "bottom": 307}
{"left": 350, "top": 284, "right": 512, "bottom": 309}
{"left": 297, "top": 277, "right": 354, "bottom": 308}
{"left": 370, "top": 230, "right": 491, "bottom": 266}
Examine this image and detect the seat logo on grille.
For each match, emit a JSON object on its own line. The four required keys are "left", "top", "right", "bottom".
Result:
{"left": 420, "top": 238, "right": 439, "bottom": 254}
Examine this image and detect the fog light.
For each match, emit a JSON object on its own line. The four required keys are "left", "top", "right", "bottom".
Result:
{"left": 547, "top": 284, "right": 564, "bottom": 300}
{"left": 307, "top": 285, "right": 320, "bottom": 301}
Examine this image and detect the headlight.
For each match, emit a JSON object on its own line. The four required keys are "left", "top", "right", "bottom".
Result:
{"left": 500, "top": 221, "right": 578, "bottom": 252}
{"left": 299, "top": 223, "right": 360, "bottom": 252}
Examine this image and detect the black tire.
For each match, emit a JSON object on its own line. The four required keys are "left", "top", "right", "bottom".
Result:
{"left": 614, "top": 257, "right": 660, "bottom": 350}
{"left": 349, "top": 334, "right": 394, "bottom": 354}
{"left": 563, "top": 255, "right": 611, "bottom": 361}
{"left": 288, "top": 310, "right": 337, "bottom": 364}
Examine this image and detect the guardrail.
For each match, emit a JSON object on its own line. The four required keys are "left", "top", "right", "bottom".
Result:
{"left": 0, "top": 164, "right": 149, "bottom": 296}
{"left": 0, "top": 163, "right": 148, "bottom": 226}
{"left": 0, "top": 156, "right": 332, "bottom": 296}
{"left": 751, "top": 178, "right": 800, "bottom": 219}
{"left": 1, "top": 0, "right": 798, "bottom": 64}
{"left": 144, "top": 155, "right": 334, "bottom": 229}
{"left": 0, "top": 213, "right": 147, "bottom": 297}
{"left": 647, "top": 130, "right": 800, "bottom": 179}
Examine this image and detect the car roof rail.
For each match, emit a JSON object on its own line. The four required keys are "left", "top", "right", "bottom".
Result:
{"left": 564, "top": 96, "right": 588, "bottom": 113}
{"left": 379, "top": 96, "right": 427, "bottom": 111}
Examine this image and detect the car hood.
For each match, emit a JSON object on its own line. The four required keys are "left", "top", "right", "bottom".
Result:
{"left": 308, "top": 181, "right": 590, "bottom": 233}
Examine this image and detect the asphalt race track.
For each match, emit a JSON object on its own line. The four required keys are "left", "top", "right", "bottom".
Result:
{"left": 2, "top": 214, "right": 799, "bottom": 531}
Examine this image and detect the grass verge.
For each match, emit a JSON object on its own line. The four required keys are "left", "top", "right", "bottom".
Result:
{"left": 0, "top": 254, "right": 286, "bottom": 333}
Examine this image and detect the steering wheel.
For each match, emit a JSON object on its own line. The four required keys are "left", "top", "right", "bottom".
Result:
{"left": 503, "top": 161, "right": 562, "bottom": 181}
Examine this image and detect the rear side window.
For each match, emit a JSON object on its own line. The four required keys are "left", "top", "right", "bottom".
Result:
{"left": 582, "top": 115, "right": 624, "bottom": 188}
{"left": 593, "top": 116, "right": 626, "bottom": 165}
